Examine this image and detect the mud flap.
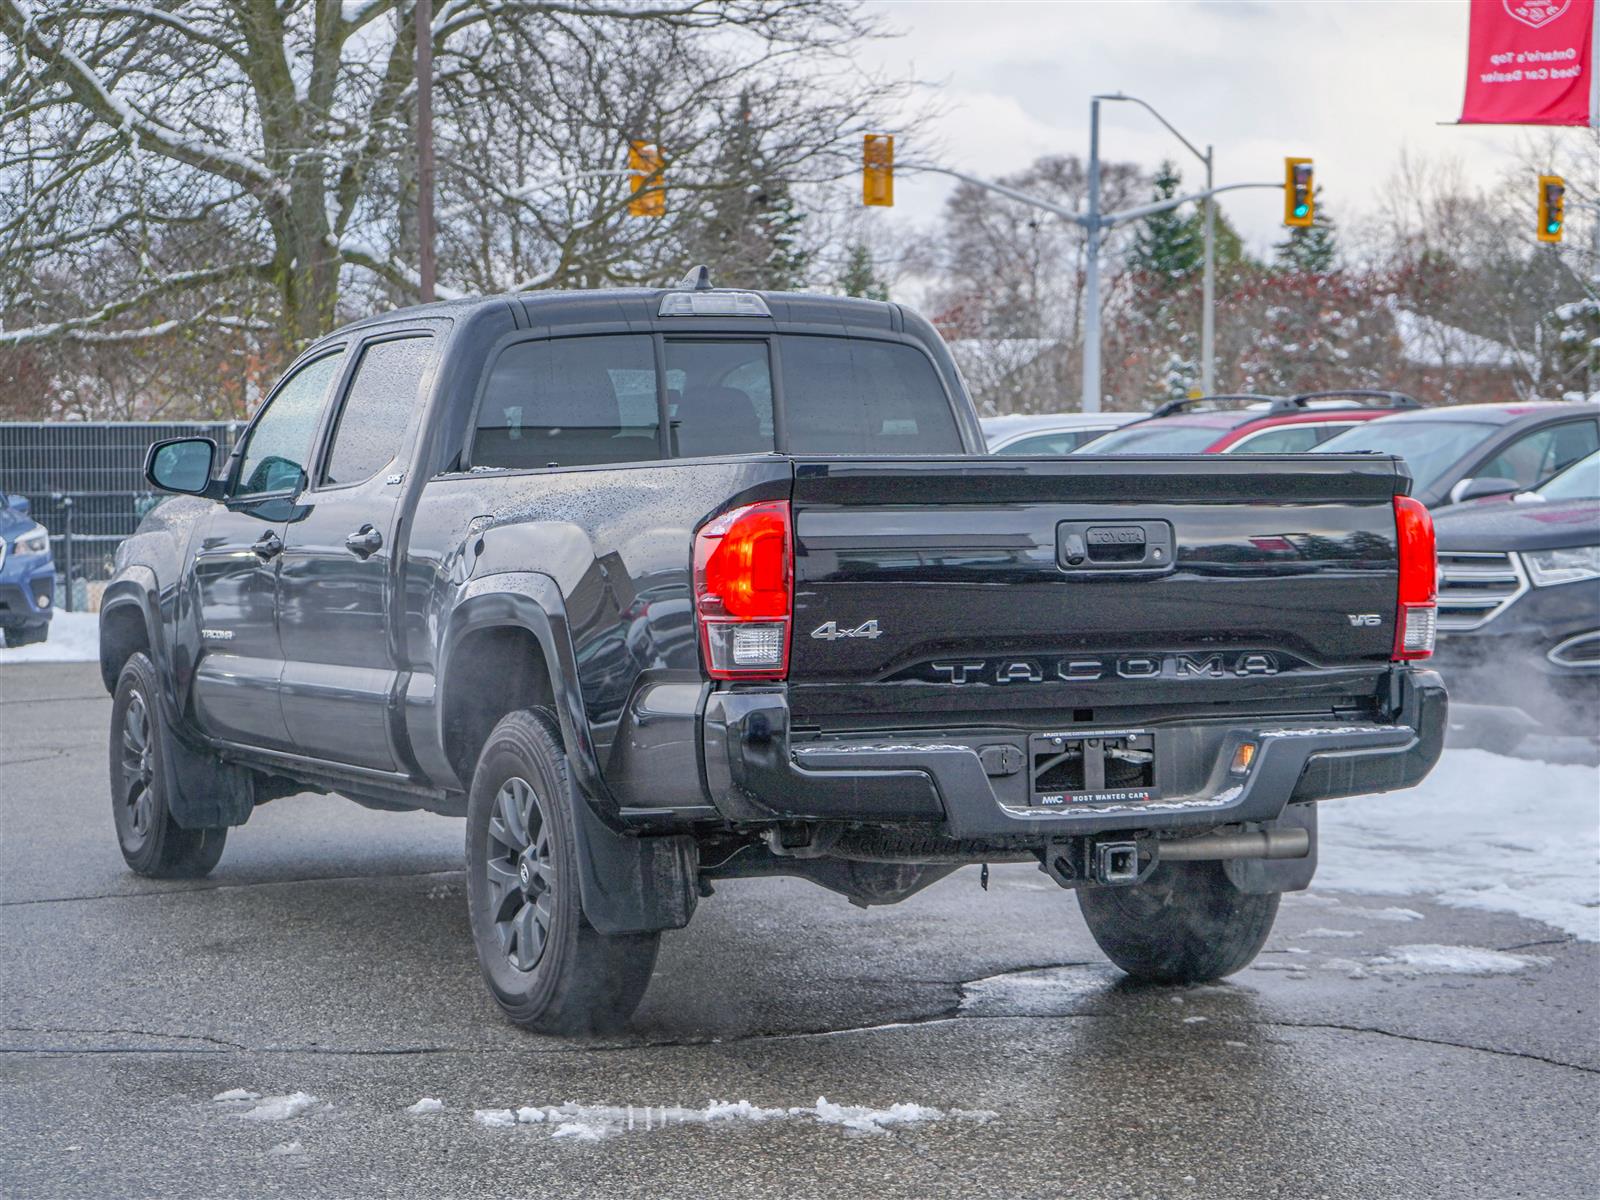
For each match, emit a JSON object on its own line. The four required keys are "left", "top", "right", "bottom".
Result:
{"left": 571, "top": 797, "right": 698, "bottom": 934}
{"left": 158, "top": 721, "right": 255, "bottom": 829}
{"left": 1225, "top": 802, "right": 1317, "bottom": 894}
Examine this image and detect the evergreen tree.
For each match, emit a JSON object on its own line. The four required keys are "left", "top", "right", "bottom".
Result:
{"left": 680, "top": 91, "right": 809, "bottom": 290}
{"left": 1130, "top": 160, "right": 1202, "bottom": 282}
{"left": 840, "top": 242, "right": 889, "bottom": 300}
{"left": 1273, "top": 187, "right": 1339, "bottom": 273}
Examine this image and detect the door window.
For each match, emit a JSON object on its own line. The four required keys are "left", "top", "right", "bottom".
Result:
{"left": 1228, "top": 424, "right": 1338, "bottom": 454}
{"left": 235, "top": 351, "right": 346, "bottom": 497}
{"left": 1477, "top": 421, "right": 1600, "bottom": 490}
{"left": 663, "top": 341, "right": 775, "bottom": 457}
{"left": 322, "top": 337, "right": 433, "bottom": 486}
{"left": 474, "top": 335, "right": 659, "bottom": 469}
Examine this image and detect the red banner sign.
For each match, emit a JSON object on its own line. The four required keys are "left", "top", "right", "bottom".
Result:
{"left": 1460, "top": 0, "right": 1594, "bottom": 125}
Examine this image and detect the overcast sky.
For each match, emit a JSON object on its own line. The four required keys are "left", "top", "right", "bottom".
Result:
{"left": 854, "top": 0, "right": 1590, "bottom": 255}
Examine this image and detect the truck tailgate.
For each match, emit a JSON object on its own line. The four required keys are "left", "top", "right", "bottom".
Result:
{"left": 787, "top": 455, "right": 1407, "bottom": 724}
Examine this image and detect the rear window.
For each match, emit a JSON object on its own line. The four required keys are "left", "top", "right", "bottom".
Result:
{"left": 780, "top": 336, "right": 961, "bottom": 455}
{"left": 1078, "top": 423, "right": 1224, "bottom": 454}
{"left": 470, "top": 332, "right": 961, "bottom": 468}
{"left": 1314, "top": 419, "right": 1494, "bottom": 494}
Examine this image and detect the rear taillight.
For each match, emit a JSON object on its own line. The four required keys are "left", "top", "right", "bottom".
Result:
{"left": 694, "top": 500, "right": 792, "bottom": 679}
{"left": 1393, "top": 495, "right": 1436, "bottom": 660}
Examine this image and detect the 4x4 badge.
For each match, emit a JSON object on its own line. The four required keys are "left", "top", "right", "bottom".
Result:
{"left": 811, "top": 620, "right": 883, "bottom": 641}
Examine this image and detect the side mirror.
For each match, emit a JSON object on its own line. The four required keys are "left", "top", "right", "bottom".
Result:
{"left": 145, "top": 437, "right": 218, "bottom": 496}
{"left": 1449, "top": 476, "right": 1520, "bottom": 504}
{"left": 4, "top": 494, "right": 28, "bottom": 515}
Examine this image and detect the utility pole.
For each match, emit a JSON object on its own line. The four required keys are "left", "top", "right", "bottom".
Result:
{"left": 1093, "top": 93, "right": 1218, "bottom": 402}
{"left": 416, "top": 0, "right": 435, "bottom": 303}
{"left": 1081, "top": 98, "right": 1103, "bottom": 413}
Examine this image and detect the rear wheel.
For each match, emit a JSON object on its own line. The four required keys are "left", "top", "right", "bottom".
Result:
{"left": 109, "top": 652, "right": 227, "bottom": 878}
{"left": 465, "top": 709, "right": 659, "bottom": 1034}
{"left": 1077, "top": 859, "right": 1278, "bottom": 984}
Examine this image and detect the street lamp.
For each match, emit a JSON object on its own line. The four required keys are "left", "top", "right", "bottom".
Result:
{"left": 1085, "top": 93, "right": 1218, "bottom": 407}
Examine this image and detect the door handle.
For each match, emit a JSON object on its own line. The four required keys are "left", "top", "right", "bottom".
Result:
{"left": 252, "top": 530, "right": 283, "bottom": 561}
{"left": 345, "top": 525, "right": 383, "bottom": 558}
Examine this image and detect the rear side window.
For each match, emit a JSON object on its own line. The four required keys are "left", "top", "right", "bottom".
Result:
{"left": 322, "top": 336, "right": 433, "bottom": 486}
{"left": 780, "top": 336, "right": 961, "bottom": 455}
{"left": 1227, "top": 424, "right": 1343, "bottom": 454}
{"left": 475, "top": 335, "right": 659, "bottom": 469}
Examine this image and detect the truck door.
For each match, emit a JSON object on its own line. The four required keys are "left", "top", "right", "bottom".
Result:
{"left": 191, "top": 349, "right": 347, "bottom": 750}
{"left": 275, "top": 333, "right": 435, "bottom": 772}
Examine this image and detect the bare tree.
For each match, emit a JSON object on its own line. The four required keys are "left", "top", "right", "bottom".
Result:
{"left": 0, "top": 0, "right": 904, "bottom": 408}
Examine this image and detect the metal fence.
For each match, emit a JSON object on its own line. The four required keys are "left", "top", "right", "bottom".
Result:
{"left": 0, "top": 421, "right": 244, "bottom": 606}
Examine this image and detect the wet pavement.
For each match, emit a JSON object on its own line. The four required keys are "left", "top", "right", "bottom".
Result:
{"left": 2, "top": 664, "right": 1595, "bottom": 1199}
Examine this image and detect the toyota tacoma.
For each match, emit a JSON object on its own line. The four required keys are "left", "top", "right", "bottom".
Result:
{"left": 102, "top": 273, "right": 1447, "bottom": 1033}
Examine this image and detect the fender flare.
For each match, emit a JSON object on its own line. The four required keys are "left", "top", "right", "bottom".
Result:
{"left": 441, "top": 573, "right": 696, "bottom": 935}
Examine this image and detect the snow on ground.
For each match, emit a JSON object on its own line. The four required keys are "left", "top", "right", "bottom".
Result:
{"left": 0, "top": 611, "right": 99, "bottom": 664}
{"left": 406, "top": 1098, "right": 444, "bottom": 1115}
{"left": 470, "top": 1099, "right": 993, "bottom": 1141}
{"left": 1317, "top": 748, "right": 1600, "bottom": 941}
{"left": 1364, "top": 945, "right": 1551, "bottom": 976}
{"left": 230, "top": 1093, "right": 319, "bottom": 1122}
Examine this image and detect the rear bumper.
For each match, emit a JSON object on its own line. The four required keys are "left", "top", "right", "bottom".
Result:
{"left": 702, "top": 669, "right": 1446, "bottom": 839}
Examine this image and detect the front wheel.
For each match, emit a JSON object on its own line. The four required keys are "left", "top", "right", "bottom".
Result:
{"left": 109, "top": 652, "right": 227, "bottom": 878}
{"left": 465, "top": 709, "right": 659, "bottom": 1035}
{"left": 1076, "top": 859, "right": 1279, "bottom": 984}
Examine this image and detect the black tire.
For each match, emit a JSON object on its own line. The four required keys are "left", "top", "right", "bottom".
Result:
{"left": 109, "top": 652, "right": 227, "bottom": 878}
{"left": 3, "top": 623, "right": 48, "bottom": 647}
{"left": 1076, "top": 859, "right": 1279, "bottom": 984}
{"left": 465, "top": 709, "right": 659, "bottom": 1035}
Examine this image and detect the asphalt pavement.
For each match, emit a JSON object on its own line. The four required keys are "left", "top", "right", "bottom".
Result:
{"left": 2, "top": 663, "right": 1595, "bottom": 1199}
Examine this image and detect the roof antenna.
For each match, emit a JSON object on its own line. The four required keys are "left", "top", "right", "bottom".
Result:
{"left": 678, "top": 264, "right": 713, "bottom": 291}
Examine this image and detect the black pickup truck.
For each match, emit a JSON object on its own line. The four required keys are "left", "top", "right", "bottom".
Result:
{"left": 104, "top": 274, "right": 1446, "bottom": 1033}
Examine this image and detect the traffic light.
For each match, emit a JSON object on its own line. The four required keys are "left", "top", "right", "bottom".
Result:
{"left": 863, "top": 134, "right": 894, "bottom": 207}
{"left": 628, "top": 141, "right": 664, "bottom": 218}
{"left": 1283, "top": 157, "right": 1313, "bottom": 227}
{"left": 1537, "top": 174, "right": 1565, "bottom": 243}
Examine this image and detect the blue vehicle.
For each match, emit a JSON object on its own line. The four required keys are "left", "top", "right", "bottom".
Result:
{"left": 0, "top": 491, "right": 54, "bottom": 647}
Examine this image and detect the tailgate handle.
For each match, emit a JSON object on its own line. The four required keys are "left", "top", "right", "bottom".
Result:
{"left": 1057, "top": 520, "right": 1173, "bottom": 573}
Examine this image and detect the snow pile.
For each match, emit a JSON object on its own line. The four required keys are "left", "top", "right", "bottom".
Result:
{"left": 405, "top": 1098, "right": 444, "bottom": 1115}
{"left": 0, "top": 611, "right": 99, "bottom": 664}
{"left": 468, "top": 1098, "right": 988, "bottom": 1141}
{"left": 1365, "top": 944, "right": 1550, "bottom": 977}
{"left": 233, "top": 1093, "right": 319, "bottom": 1122}
{"left": 1317, "top": 748, "right": 1600, "bottom": 941}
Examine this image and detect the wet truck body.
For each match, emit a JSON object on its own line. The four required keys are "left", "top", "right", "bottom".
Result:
{"left": 104, "top": 280, "right": 1445, "bottom": 1032}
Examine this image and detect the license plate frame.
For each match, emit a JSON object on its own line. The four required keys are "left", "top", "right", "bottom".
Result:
{"left": 1028, "top": 729, "right": 1158, "bottom": 807}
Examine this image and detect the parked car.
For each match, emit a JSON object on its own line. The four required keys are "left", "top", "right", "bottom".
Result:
{"left": 1313, "top": 401, "right": 1600, "bottom": 509}
{"left": 983, "top": 411, "right": 1141, "bottom": 455}
{"left": 1430, "top": 448, "right": 1600, "bottom": 749}
{"left": 1075, "top": 391, "right": 1420, "bottom": 455}
{"left": 0, "top": 491, "right": 54, "bottom": 647}
{"left": 107, "top": 276, "right": 1445, "bottom": 1033}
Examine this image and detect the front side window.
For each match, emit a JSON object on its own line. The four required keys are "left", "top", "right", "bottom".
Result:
{"left": 474, "top": 335, "right": 659, "bottom": 469}
{"left": 236, "top": 351, "right": 345, "bottom": 497}
{"left": 322, "top": 336, "right": 434, "bottom": 486}
{"left": 780, "top": 336, "right": 961, "bottom": 455}
{"left": 1478, "top": 421, "right": 1600, "bottom": 490}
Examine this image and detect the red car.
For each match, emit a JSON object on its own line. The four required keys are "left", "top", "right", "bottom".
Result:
{"left": 1076, "top": 391, "right": 1420, "bottom": 455}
